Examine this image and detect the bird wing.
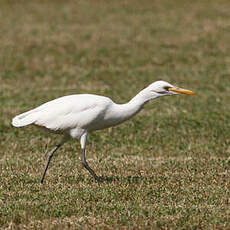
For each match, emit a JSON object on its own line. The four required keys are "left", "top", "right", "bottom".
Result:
{"left": 12, "top": 94, "right": 111, "bottom": 132}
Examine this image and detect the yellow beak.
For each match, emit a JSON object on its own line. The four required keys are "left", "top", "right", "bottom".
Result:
{"left": 168, "top": 87, "right": 196, "bottom": 95}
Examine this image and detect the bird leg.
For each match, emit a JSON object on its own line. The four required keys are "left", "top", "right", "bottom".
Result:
{"left": 81, "top": 148, "right": 101, "bottom": 182}
{"left": 80, "top": 132, "right": 101, "bottom": 182}
{"left": 40, "top": 145, "right": 60, "bottom": 183}
{"left": 40, "top": 136, "right": 67, "bottom": 183}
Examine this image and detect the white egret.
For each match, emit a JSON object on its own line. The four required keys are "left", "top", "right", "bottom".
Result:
{"left": 12, "top": 80, "right": 195, "bottom": 183}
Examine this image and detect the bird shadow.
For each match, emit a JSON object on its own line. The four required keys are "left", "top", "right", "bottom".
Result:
{"left": 97, "top": 175, "right": 150, "bottom": 184}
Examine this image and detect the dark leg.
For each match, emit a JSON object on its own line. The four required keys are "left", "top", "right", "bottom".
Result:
{"left": 81, "top": 148, "right": 101, "bottom": 182}
{"left": 40, "top": 136, "right": 68, "bottom": 184}
{"left": 40, "top": 145, "right": 61, "bottom": 183}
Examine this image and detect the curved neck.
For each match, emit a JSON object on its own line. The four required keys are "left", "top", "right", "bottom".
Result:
{"left": 112, "top": 88, "right": 158, "bottom": 123}
{"left": 130, "top": 87, "right": 159, "bottom": 104}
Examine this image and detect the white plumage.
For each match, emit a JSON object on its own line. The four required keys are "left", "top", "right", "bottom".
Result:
{"left": 12, "top": 80, "right": 195, "bottom": 183}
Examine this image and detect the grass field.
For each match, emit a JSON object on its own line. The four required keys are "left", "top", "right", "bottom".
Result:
{"left": 0, "top": 0, "right": 230, "bottom": 229}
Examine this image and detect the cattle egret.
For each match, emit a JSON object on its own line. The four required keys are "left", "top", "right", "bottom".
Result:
{"left": 12, "top": 80, "right": 195, "bottom": 183}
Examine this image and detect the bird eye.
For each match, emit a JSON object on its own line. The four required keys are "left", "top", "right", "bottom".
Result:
{"left": 164, "top": 86, "right": 170, "bottom": 91}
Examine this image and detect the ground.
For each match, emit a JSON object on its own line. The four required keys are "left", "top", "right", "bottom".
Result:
{"left": 0, "top": 0, "right": 229, "bottom": 229}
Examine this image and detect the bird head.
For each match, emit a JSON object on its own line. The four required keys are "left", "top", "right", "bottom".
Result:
{"left": 146, "top": 80, "right": 195, "bottom": 98}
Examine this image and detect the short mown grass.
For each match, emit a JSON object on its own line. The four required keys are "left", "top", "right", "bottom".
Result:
{"left": 0, "top": 0, "right": 229, "bottom": 229}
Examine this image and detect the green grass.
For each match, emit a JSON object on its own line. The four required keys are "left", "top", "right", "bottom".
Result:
{"left": 0, "top": 0, "right": 230, "bottom": 229}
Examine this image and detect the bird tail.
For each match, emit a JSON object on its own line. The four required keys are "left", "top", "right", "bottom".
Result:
{"left": 12, "top": 110, "right": 38, "bottom": 127}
